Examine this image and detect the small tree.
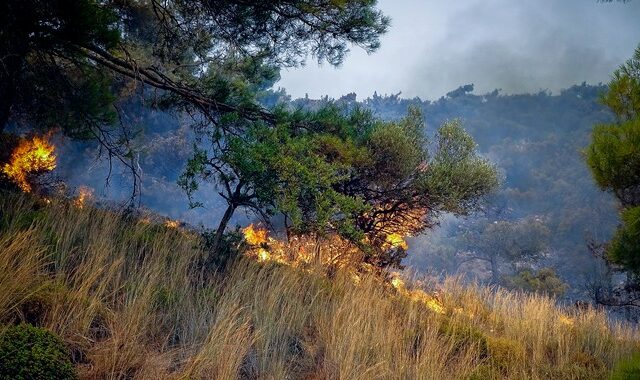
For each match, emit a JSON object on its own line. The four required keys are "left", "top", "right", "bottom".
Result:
{"left": 182, "top": 105, "right": 499, "bottom": 268}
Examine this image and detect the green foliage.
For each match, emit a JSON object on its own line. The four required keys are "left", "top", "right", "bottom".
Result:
{"left": 586, "top": 44, "right": 640, "bottom": 277}
{"left": 1, "top": 0, "right": 120, "bottom": 137}
{"left": 607, "top": 206, "right": 640, "bottom": 276}
{"left": 439, "top": 318, "right": 488, "bottom": 358}
{"left": 601, "top": 46, "right": 640, "bottom": 122}
{"left": 422, "top": 119, "right": 499, "bottom": 214}
{"left": 0, "top": 324, "right": 76, "bottom": 380}
{"left": 183, "top": 104, "right": 497, "bottom": 268}
{"left": 586, "top": 118, "right": 640, "bottom": 205}
{"left": 502, "top": 267, "right": 568, "bottom": 297}
{"left": 2, "top": 0, "right": 390, "bottom": 206}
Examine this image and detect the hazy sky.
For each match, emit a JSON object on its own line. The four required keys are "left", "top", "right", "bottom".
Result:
{"left": 278, "top": 0, "right": 640, "bottom": 100}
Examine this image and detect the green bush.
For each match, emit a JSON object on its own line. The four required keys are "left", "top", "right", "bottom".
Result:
{"left": 0, "top": 324, "right": 75, "bottom": 380}
{"left": 502, "top": 267, "right": 568, "bottom": 297}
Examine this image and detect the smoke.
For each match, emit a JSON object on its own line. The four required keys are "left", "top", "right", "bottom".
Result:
{"left": 53, "top": 107, "right": 246, "bottom": 229}
{"left": 278, "top": 0, "right": 640, "bottom": 100}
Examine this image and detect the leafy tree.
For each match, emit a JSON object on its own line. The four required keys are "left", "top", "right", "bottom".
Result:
{"left": 3, "top": 0, "right": 497, "bottom": 269}
{"left": 0, "top": 0, "right": 119, "bottom": 136}
{"left": 1, "top": 0, "right": 389, "bottom": 133}
{"left": 181, "top": 104, "right": 498, "bottom": 268}
{"left": 586, "top": 45, "right": 640, "bottom": 278}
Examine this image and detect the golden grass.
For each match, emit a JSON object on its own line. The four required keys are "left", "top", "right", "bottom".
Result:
{"left": 0, "top": 192, "right": 638, "bottom": 379}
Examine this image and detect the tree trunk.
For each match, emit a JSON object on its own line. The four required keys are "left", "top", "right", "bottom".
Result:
{"left": 490, "top": 256, "right": 500, "bottom": 284}
{"left": 206, "top": 202, "right": 237, "bottom": 268}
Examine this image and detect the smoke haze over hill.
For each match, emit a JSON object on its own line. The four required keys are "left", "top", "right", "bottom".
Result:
{"left": 279, "top": 0, "right": 640, "bottom": 100}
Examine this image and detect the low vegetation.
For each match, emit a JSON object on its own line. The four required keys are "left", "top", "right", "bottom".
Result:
{"left": 0, "top": 192, "right": 638, "bottom": 379}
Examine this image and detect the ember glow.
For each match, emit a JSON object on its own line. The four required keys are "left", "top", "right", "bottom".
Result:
{"left": 390, "top": 274, "right": 446, "bottom": 314}
{"left": 2, "top": 135, "right": 56, "bottom": 192}
{"left": 242, "top": 224, "right": 364, "bottom": 269}
{"left": 243, "top": 224, "right": 268, "bottom": 245}
{"left": 242, "top": 223, "right": 448, "bottom": 315}
{"left": 164, "top": 220, "right": 180, "bottom": 228}
{"left": 73, "top": 186, "right": 94, "bottom": 209}
{"left": 385, "top": 233, "right": 409, "bottom": 250}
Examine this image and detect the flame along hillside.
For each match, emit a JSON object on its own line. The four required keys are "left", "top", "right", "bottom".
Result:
{"left": 242, "top": 224, "right": 447, "bottom": 314}
{"left": 0, "top": 133, "right": 616, "bottom": 323}
{"left": 1, "top": 192, "right": 640, "bottom": 378}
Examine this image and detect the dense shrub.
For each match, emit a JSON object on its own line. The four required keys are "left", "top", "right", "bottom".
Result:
{"left": 502, "top": 267, "right": 568, "bottom": 297}
{"left": 0, "top": 324, "right": 75, "bottom": 380}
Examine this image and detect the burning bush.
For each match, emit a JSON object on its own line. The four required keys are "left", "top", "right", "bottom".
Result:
{"left": 1, "top": 134, "right": 56, "bottom": 193}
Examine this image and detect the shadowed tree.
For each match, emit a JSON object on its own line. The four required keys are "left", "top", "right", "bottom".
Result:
{"left": 1, "top": 0, "right": 390, "bottom": 134}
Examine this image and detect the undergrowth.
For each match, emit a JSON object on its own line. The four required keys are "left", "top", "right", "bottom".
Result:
{"left": 0, "top": 192, "right": 638, "bottom": 379}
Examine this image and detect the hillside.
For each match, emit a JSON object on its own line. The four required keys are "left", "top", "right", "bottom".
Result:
{"left": 1, "top": 191, "right": 639, "bottom": 379}
{"left": 50, "top": 84, "right": 619, "bottom": 304}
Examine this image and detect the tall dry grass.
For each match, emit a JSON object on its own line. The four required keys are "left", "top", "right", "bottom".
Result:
{"left": 0, "top": 192, "right": 638, "bottom": 379}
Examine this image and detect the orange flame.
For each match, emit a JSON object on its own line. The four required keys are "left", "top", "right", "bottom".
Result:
{"left": 243, "top": 224, "right": 268, "bottom": 245}
{"left": 242, "top": 224, "right": 448, "bottom": 316}
{"left": 2, "top": 135, "right": 56, "bottom": 192}
{"left": 385, "top": 233, "right": 408, "bottom": 250}
{"left": 164, "top": 220, "right": 180, "bottom": 228}
{"left": 390, "top": 273, "right": 446, "bottom": 314}
{"left": 73, "top": 186, "right": 94, "bottom": 209}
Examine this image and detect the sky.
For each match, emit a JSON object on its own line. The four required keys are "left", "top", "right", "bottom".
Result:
{"left": 278, "top": 0, "right": 640, "bottom": 101}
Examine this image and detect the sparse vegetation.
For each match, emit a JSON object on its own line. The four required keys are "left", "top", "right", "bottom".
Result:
{"left": 0, "top": 191, "right": 637, "bottom": 379}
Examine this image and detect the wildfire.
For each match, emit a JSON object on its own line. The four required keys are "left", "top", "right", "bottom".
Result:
{"left": 243, "top": 224, "right": 268, "bottom": 245}
{"left": 2, "top": 135, "right": 56, "bottom": 192}
{"left": 257, "top": 248, "right": 270, "bottom": 262}
{"left": 241, "top": 224, "right": 447, "bottom": 316}
{"left": 385, "top": 233, "right": 409, "bottom": 250}
{"left": 164, "top": 220, "right": 180, "bottom": 228}
{"left": 390, "top": 273, "right": 446, "bottom": 314}
{"left": 391, "top": 276, "right": 405, "bottom": 289}
{"left": 73, "top": 186, "right": 94, "bottom": 209}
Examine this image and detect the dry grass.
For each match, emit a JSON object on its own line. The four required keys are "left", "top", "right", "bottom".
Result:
{"left": 0, "top": 192, "right": 638, "bottom": 379}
